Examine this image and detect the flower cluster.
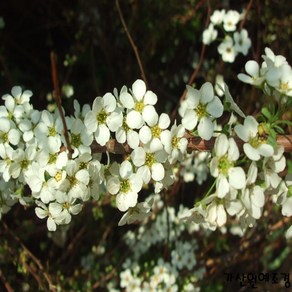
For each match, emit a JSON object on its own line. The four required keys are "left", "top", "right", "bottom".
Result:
{"left": 0, "top": 47, "right": 291, "bottom": 240}
{"left": 238, "top": 47, "right": 292, "bottom": 97}
{"left": 202, "top": 9, "right": 251, "bottom": 62}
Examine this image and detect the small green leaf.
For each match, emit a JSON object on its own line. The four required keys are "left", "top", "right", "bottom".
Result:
{"left": 262, "top": 107, "right": 272, "bottom": 120}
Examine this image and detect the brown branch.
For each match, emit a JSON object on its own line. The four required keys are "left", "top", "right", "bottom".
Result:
{"left": 2, "top": 222, "right": 56, "bottom": 291}
{"left": 239, "top": 0, "right": 254, "bottom": 31}
{"left": 50, "top": 51, "right": 73, "bottom": 159}
{"left": 0, "top": 269, "right": 14, "bottom": 292}
{"left": 89, "top": 134, "right": 292, "bottom": 154}
{"left": 116, "top": 0, "right": 148, "bottom": 86}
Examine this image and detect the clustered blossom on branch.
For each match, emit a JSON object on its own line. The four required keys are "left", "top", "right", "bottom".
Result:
{"left": 202, "top": 9, "right": 252, "bottom": 62}
{"left": 0, "top": 48, "right": 291, "bottom": 238}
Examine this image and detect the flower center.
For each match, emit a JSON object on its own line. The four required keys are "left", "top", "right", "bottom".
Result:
{"left": 195, "top": 103, "right": 207, "bottom": 119}
{"left": 172, "top": 136, "right": 180, "bottom": 148}
{"left": 71, "top": 133, "right": 81, "bottom": 148}
{"left": 20, "top": 159, "right": 29, "bottom": 170}
{"left": 48, "top": 126, "right": 56, "bottom": 137}
{"left": 151, "top": 125, "right": 161, "bottom": 138}
{"left": 120, "top": 179, "right": 131, "bottom": 193}
{"left": 218, "top": 155, "right": 233, "bottom": 175}
{"left": 55, "top": 171, "right": 63, "bottom": 182}
{"left": 67, "top": 175, "right": 77, "bottom": 187}
{"left": 96, "top": 110, "right": 108, "bottom": 124}
{"left": 280, "top": 82, "right": 289, "bottom": 91}
{"left": 134, "top": 101, "right": 145, "bottom": 112}
{"left": 145, "top": 153, "right": 156, "bottom": 167}
{"left": 63, "top": 202, "right": 70, "bottom": 210}
{"left": 79, "top": 162, "right": 88, "bottom": 169}
{"left": 0, "top": 132, "right": 8, "bottom": 143}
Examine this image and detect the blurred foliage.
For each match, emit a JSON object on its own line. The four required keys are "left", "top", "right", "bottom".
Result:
{"left": 0, "top": 0, "right": 291, "bottom": 291}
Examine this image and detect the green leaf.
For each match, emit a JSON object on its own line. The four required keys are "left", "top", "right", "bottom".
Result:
{"left": 262, "top": 107, "right": 272, "bottom": 120}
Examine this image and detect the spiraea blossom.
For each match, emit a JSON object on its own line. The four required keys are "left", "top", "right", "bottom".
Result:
{"left": 59, "top": 160, "right": 90, "bottom": 201}
{"left": 139, "top": 112, "right": 170, "bottom": 152}
{"left": 233, "top": 29, "right": 251, "bottom": 55}
{"left": 118, "top": 198, "right": 154, "bottom": 226}
{"left": 240, "top": 162, "right": 265, "bottom": 220}
{"left": 237, "top": 60, "right": 266, "bottom": 86}
{"left": 202, "top": 23, "right": 218, "bottom": 45}
{"left": 84, "top": 92, "right": 123, "bottom": 146}
{"left": 161, "top": 122, "right": 188, "bottom": 164}
{"left": 180, "top": 82, "right": 223, "bottom": 140}
{"left": 234, "top": 116, "right": 274, "bottom": 161}
{"left": 210, "top": 134, "right": 246, "bottom": 198}
{"left": 223, "top": 10, "right": 240, "bottom": 32}
{"left": 119, "top": 79, "right": 158, "bottom": 129}
{"left": 218, "top": 36, "right": 237, "bottom": 63}
{"left": 106, "top": 160, "right": 143, "bottom": 212}
{"left": 0, "top": 118, "right": 20, "bottom": 146}
{"left": 131, "top": 146, "right": 167, "bottom": 184}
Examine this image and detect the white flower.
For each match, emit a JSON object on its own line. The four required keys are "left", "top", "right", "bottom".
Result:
{"left": 24, "top": 162, "right": 55, "bottom": 203}
{"left": 160, "top": 123, "right": 187, "bottom": 164}
{"left": 69, "top": 118, "right": 93, "bottom": 157}
{"left": 238, "top": 60, "right": 265, "bottom": 86}
{"left": 131, "top": 146, "right": 167, "bottom": 184}
{"left": 223, "top": 10, "right": 240, "bottom": 32}
{"left": 181, "top": 82, "right": 223, "bottom": 140}
{"left": 120, "top": 79, "right": 158, "bottom": 129}
{"left": 0, "top": 144, "right": 14, "bottom": 182}
{"left": 218, "top": 36, "right": 237, "bottom": 63}
{"left": 233, "top": 29, "right": 251, "bottom": 55}
{"left": 210, "top": 9, "right": 226, "bottom": 25}
{"left": 202, "top": 24, "right": 218, "bottom": 45}
{"left": 266, "top": 64, "right": 292, "bottom": 97}
{"left": 4, "top": 86, "right": 32, "bottom": 105}
{"left": 260, "top": 146, "right": 286, "bottom": 189}
{"left": 262, "top": 47, "right": 287, "bottom": 69}
{"left": 0, "top": 118, "right": 20, "bottom": 146}
{"left": 59, "top": 160, "right": 90, "bottom": 201}
{"left": 107, "top": 160, "right": 143, "bottom": 212}
{"left": 0, "top": 86, "right": 32, "bottom": 123}
{"left": 280, "top": 174, "right": 292, "bottom": 217}
{"left": 179, "top": 204, "right": 207, "bottom": 224}
{"left": 10, "top": 146, "right": 37, "bottom": 181}
{"left": 139, "top": 113, "right": 170, "bottom": 152}
{"left": 115, "top": 117, "right": 140, "bottom": 149}
{"left": 88, "top": 160, "right": 104, "bottom": 200}
{"left": 35, "top": 200, "right": 63, "bottom": 231}
{"left": 234, "top": 116, "right": 274, "bottom": 161}
{"left": 84, "top": 93, "right": 123, "bottom": 146}
{"left": 206, "top": 199, "right": 227, "bottom": 228}
{"left": 53, "top": 191, "right": 83, "bottom": 225}
{"left": 240, "top": 162, "right": 265, "bottom": 219}
{"left": 210, "top": 134, "right": 246, "bottom": 198}
{"left": 34, "top": 110, "right": 63, "bottom": 150}
{"left": 118, "top": 198, "right": 154, "bottom": 226}
{"left": 73, "top": 99, "right": 90, "bottom": 120}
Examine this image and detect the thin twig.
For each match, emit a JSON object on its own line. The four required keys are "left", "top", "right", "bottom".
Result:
{"left": 239, "top": 0, "right": 254, "bottom": 31}
{"left": 2, "top": 222, "right": 56, "bottom": 291}
{"left": 0, "top": 269, "right": 14, "bottom": 292}
{"left": 170, "top": 0, "right": 211, "bottom": 121}
{"left": 116, "top": 0, "right": 148, "bottom": 86}
{"left": 50, "top": 51, "right": 73, "bottom": 159}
